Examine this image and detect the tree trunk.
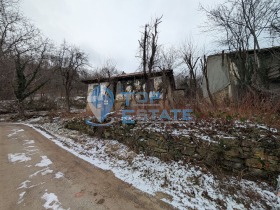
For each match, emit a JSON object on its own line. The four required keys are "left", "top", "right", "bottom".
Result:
{"left": 201, "top": 55, "right": 216, "bottom": 108}
{"left": 205, "top": 74, "right": 216, "bottom": 107}
{"left": 65, "top": 88, "right": 71, "bottom": 113}
{"left": 17, "top": 100, "right": 25, "bottom": 118}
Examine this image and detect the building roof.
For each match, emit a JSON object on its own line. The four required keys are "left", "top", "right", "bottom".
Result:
{"left": 208, "top": 46, "right": 280, "bottom": 58}
{"left": 208, "top": 46, "right": 280, "bottom": 81}
{"left": 81, "top": 69, "right": 174, "bottom": 84}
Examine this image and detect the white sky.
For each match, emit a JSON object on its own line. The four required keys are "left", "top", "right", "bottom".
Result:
{"left": 20, "top": 0, "right": 225, "bottom": 73}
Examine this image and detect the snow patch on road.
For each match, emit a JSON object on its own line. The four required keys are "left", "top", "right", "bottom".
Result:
{"left": 41, "top": 169, "right": 53, "bottom": 176}
{"left": 30, "top": 167, "right": 53, "bottom": 178}
{"left": 35, "top": 156, "right": 52, "bottom": 167}
{"left": 41, "top": 191, "right": 69, "bottom": 210}
{"left": 23, "top": 140, "right": 35, "bottom": 145}
{"left": 18, "top": 192, "right": 25, "bottom": 204}
{"left": 8, "top": 153, "right": 31, "bottom": 163}
{"left": 8, "top": 129, "right": 24, "bottom": 137}
{"left": 18, "top": 180, "right": 31, "bottom": 189}
{"left": 18, "top": 179, "right": 45, "bottom": 190}
{"left": 23, "top": 144, "right": 39, "bottom": 155}
{"left": 25, "top": 148, "right": 39, "bottom": 153}
{"left": 54, "top": 172, "right": 64, "bottom": 179}
{"left": 17, "top": 191, "right": 26, "bottom": 204}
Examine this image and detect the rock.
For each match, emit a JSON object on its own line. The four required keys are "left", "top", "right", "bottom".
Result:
{"left": 267, "top": 155, "right": 279, "bottom": 162}
{"left": 224, "top": 148, "right": 241, "bottom": 158}
{"left": 209, "top": 144, "right": 221, "bottom": 152}
{"left": 161, "top": 153, "right": 173, "bottom": 161}
{"left": 252, "top": 148, "right": 265, "bottom": 159}
{"left": 196, "top": 147, "right": 208, "bottom": 158}
{"left": 222, "top": 160, "right": 243, "bottom": 169}
{"left": 248, "top": 168, "right": 267, "bottom": 177}
{"left": 205, "top": 152, "right": 220, "bottom": 166}
{"left": 180, "top": 137, "right": 192, "bottom": 144}
{"left": 224, "top": 155, "right": 243, "bottom": 163}
{"left": 222, "top": 138, "right": 240, "bottom": 147}
{"left": 182, "top": 147, "right": 196, "bottom": 156}
{"left": 240, "top": 151, "right": 251, "bottom": 159}
{"left": 154, "top": 147, "right": 167, "bottom": 153}
{"left": 147, "top": 139, "right": 158, "bottom": 147}
{"left": 241, "top": 139, "right": 256, "bottom": 147}
{"left": 245, "top": 158, "right": 263, "bottom": 169}
{"left": 242, "top": 146, "right": 251, "bottom": 152}
{"left": 103, "top": 131, "right": 111, "bottom": 139}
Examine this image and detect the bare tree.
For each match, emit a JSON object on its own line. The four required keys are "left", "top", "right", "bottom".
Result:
{"left": 270, "top": 11, "right": 280, "bottom": 43}
{"left": 138, "top": 16, "right": 163, "bottom": 93}
{"left": 0, "top": 0, "right": 35, "bottom": 58}
{"left": 92, "top": 59, "right": 119, "bottom": 81}
{"left": 158, "top": 46, "right": 180, "bottom": 70}
{"left": 181, "top": 41, "right": 200, "bottom": 99}
{"left": 200, "top": 0, "right": 280, "bottom": 90}
{"left": 54, "top": 41, "right": 88, "bottom": 112}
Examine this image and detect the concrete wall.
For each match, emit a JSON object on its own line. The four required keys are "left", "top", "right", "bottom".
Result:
{"left": 202, "top": 54, "right": 231, "bottom": 99}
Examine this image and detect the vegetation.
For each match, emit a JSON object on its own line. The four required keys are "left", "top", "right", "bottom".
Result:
{"left": 0, "top": 0, "right": 88, "bottom": 116}
{"left": 0, "top": 0, "right": 279, "bottom": 127}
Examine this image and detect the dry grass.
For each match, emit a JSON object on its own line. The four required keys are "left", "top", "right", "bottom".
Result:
{"left": 185, "top": 93, "right": 280, "bottom": 130}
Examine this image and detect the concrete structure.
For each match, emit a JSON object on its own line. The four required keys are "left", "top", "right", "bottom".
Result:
{"left": 202, "top": 47, "right": 280, "bottom": 102}
{"left": 82, "top": 70, "right": 183, "bottom": 112}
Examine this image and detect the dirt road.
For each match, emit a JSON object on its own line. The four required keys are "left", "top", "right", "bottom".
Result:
{"left": 0, "top": 123, "right": 174, "bottom": 210}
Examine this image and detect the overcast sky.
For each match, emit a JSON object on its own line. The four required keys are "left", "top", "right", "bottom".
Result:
{"left": 20, "top": 0, "right": 224, "bottom": 73}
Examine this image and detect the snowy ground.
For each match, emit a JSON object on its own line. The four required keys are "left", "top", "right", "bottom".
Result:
{"left": 23, "top": 117, "right": 280, "bottom": 210}
{"left": 131, "top": 118, "right": 279, "bottom": 143}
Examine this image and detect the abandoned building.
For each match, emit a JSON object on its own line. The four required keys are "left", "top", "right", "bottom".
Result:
{"left": 82, "top": 70, "right": 184, "bottom": 112}
{"left": 201, "top": 46, "right": 280, "bottom": 102}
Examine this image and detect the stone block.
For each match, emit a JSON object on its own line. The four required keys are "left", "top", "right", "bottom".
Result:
{"left": 182, "top": 147, "right": 196, "bottom": 156}
{"left": 161, "top": 153, "right": 173, "bottom": 160}
{"left": 147, "top": 139, "right": 158, "bottom": 147}
{"left": 241, "top": 139, "right": 255, "bottom": 147}
{"left": 222, "top": 160, "right": 244, "bottom": 169}
{"left": 242, "top": 146, "right": 251, "bottom": 152}
{"left": 245, "top": 158, "right": 263, "bottom": 169}
{"left": 222, "top": 138, "right": 240, "bottom": 147}
{"left": 196, "top": 147, "right": 208, "bottom": 158}
{"left": 248, "top": 168, "right": 267, "bottom": 177}
{"left": 224, "top": 148, "right": 241, "bottom": 158}
{"left": 252, "top": 148, "right": 265, "bottom": 159}
{"left": 153, "top": 147, "right": 167, "bottom": 153}
{"left": 224, "top": 155, "right": 243, "bottom": 163}
{"left": 180, "top": 137, "right": 192, "bottom": 144}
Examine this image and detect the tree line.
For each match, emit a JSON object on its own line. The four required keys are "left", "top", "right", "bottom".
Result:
{"left": 136, "top": 0, "right": 280, "bottom": 108}
{"left": 0, "top": 0, "right": 279, "bottom": 117}
{"left": 0, "top": 0, "right": 89, "bottom": 116}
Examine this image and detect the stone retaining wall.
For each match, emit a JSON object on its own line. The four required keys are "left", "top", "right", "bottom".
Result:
{"left": 65, "top": 119, "right": 280, "bottom": 181}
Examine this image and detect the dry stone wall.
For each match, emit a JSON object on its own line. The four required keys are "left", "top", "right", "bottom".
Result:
{"left": 65, "top": 119, "right": 280, "bottom": 181}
